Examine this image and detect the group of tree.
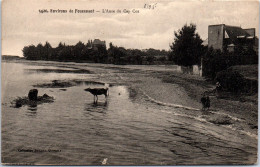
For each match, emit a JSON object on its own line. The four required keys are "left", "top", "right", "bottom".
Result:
{"left": 22, "top": 41, "right": 169, "bottom": 65}
{"left": 22, "top": 23, "right": 258, "bottom": 69}
{"left": 169, "top": 23, "right": 257, "bottom": 80}
{"left": 22, "top": 41, "right": 107, "bottom": 63}
{"left": 107, "top": 43, "right": 168, "bottom": 65}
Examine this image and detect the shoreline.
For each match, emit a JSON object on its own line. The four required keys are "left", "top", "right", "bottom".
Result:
{"left": 2, "top": 60, "right": 257, "bottom": 165}
{"left": 92, "top": 61, "right": 258, "bottom": 138}
{"left": 4, "top": 60, "right": 258, "bottom": 137}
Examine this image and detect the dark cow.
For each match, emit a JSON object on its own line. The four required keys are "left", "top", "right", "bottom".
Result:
{"left": 84, "top": 88, "right": 109, "bottom": 103}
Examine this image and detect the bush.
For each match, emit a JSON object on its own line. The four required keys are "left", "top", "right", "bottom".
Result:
{"left": 243, "top": 78, "right": 258, "bottom": 94}
{"left": 215, "top": 70, "right": 246, "bottom": 93}
{"left": 202, "top": 49, "right": 228, "bottom": 79}
{"left": 202, "top": 47, "right": 258, "bottom": 80}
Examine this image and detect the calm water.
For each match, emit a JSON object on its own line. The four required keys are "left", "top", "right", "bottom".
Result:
{"left": 1, "top": 62, "right": 257, "bottom": 165}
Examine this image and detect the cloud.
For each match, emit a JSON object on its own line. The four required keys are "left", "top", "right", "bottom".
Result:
{"left": 2, "top": 0, "right": 259, "bottom": 56}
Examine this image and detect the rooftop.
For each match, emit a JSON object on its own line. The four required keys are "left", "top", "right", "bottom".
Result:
{"left": 92, "top": 39, "right": 106, "bottom": 45}
{"left": 224, "top": 25, "right": 251, "bottom": 44}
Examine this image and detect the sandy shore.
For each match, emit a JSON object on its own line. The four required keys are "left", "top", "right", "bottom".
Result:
{"left": 99, "top": 62, "right": 256, "bottom": 137}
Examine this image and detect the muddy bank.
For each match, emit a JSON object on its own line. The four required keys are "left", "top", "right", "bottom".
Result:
{"left": 11, "top": 94, "right": 54, "bottom": 108}
{"left": 155, "top": 71, "right": 257, "bottom": 132}
{"left": 26, "top": 68, "right": 92, "bottom": 74}
{"left": 98, "top": 65, "right": 257, "bottom": 136}
{"left": 33, "top": 79, "right": 106, "bottom": 88}
{"left": 164, "top": 73, "right": 257, "bottom": 113}
{"left": 33, "top": 80, "right": 76, "bottom": 88}
{"left": 201, "top": 113, "right": 233, "bottom": 125}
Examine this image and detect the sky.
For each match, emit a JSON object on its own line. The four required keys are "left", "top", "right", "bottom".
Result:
{"left": 2, "top": 0, "right": 259, "bottom": 56}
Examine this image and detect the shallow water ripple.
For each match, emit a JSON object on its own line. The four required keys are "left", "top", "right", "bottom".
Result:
{"left": 2, "top": 62, "right": 257, "bottom": 165}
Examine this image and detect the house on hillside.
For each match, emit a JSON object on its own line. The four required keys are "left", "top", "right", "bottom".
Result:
{"left": 208, "top": 24, "right": 258, "bottom": 52}
{"left": 87, "top": 39, "right": 106, "bottom": 51}
{"left": 92, "top": 39, "right": 106, "bottom": 51}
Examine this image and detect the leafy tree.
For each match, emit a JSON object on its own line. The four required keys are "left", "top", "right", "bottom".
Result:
{"left": 128, "top": 49, "right": 143, "bottom": 64}
{"left": 73, "top": 41, "right": 85, "bottom": 60}
{"left": 54, "top": 42, "right": 65, "bottom": 60}
{"left": 146, "top": 55, "right": 155, "bottom": 65}
{"left": 36, "top": 43, "right": 44, "bottom": 60}
{"left": 44, "top": 41, "right": 52, "bottom": 60}
{"left": 202, "top": 47, "right": 226, "bottom": 79}
{"left": 170, "top": 23, "right": 204, "bottom": 66}
{"left": 22, "top": 45, "right": 37, "bottom": 60}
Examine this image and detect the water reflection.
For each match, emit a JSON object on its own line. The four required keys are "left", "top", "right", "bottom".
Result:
{"left": 84, "top": 101, "right": 108, "bottom": 114}
{"left": 27, "top": 101, "right": 38, "bottom": 112}
{"left": 28, "top": 106, "right": 37, "bottom": 111}
{"left": 25, "top": 110, "right": 37, "bottom": 117}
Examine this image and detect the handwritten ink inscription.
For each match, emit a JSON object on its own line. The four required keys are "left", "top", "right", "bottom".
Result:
{"left": 144, "top": 3, "right": 157, "bottom": 9}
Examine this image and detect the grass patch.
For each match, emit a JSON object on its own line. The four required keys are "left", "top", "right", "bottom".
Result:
{"left": 229, "top": 65, "right": 258, "bottom": 80}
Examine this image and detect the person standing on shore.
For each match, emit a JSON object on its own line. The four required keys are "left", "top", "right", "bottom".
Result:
{"left": 201, "top": 93, "right": 211, "bottom": 111}
{"left": 201, "top": 93, "right": 207, "bottom": 111}
{"left": 215, "top": 82, "right": 222, "bottom": 97}
{"left": 205, "top": 96, "right": 210, "bottom": 110}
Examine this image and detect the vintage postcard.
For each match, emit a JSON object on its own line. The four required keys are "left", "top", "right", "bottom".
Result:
{"left": 1, "top": 0, "right": 258, "bottom": 165}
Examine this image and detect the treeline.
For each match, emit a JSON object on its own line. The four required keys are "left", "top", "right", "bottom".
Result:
{"left": 22, "top": 41, "right": 107, "bottom": 63}
{"left": 22, "top": 41, "right": 169, "bottom": 65}
{"left": 2, "top": 55, "right": 23, "bottom": 60}
{"left": 107, "top": 43, "right": 169, "bottom": 65}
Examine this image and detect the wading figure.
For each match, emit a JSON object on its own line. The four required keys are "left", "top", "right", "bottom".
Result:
{"left": 201, "top": 93, "right": 207, "bottom": 111}
{"left": 216, "top": 82, "right": 222, "bottom": 91}
{"left": 84, "top": 88, "right": 109, "bottom": 103}
{"left": 205, "top": 96, "right": 210, "bottom": 110}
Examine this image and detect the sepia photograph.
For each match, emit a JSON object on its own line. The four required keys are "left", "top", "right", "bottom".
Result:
{"left": 1, "top": 0, "right": 259, "bottom": 165}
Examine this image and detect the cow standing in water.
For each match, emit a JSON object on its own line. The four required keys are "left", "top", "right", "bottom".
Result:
{"left": 84, "top": 88, "right": 109, "bottom": 103}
